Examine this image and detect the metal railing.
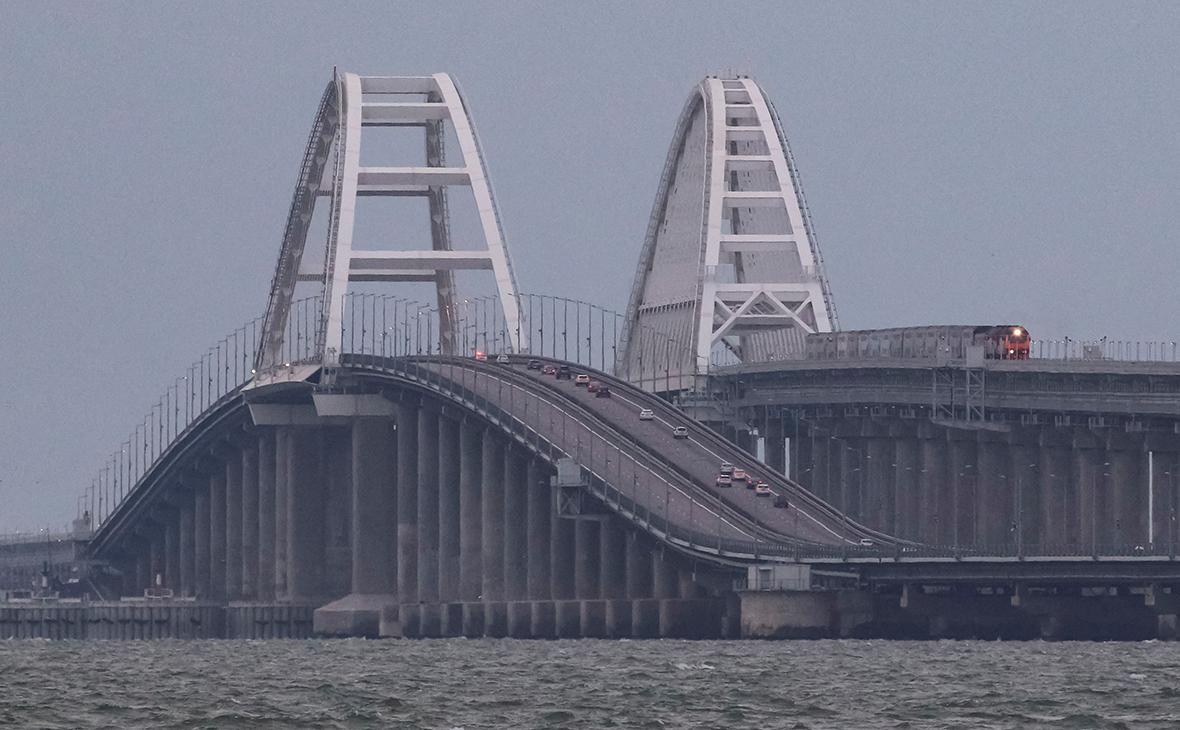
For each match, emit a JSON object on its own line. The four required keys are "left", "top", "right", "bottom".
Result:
{"left": 1030, "top": 338, "right": 1180, "bottom": 363}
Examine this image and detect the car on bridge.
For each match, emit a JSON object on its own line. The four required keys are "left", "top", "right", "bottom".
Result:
{"left": 672, "top": 425, "right": 688, "bottom": 439}
{"left": 587, "top": 380, "right": 601, "bottom": 392}
{"left": 556, "top": 365, "right": 572, "bottom": 380}
{"left": 527, "top": 359, "right": 542, "bottom": 370}
{"left": 474, "top": 350, "right": 487, "bottom": 361}
{"left": 575, "top": 374, "right": 591, "bottom": 386}
{"left": 496, "top": 353, "right": 510, "bottom": 364}
{"left": 715, "top": 473, "right": 732, "bottom": 488}
{"left": 719, "top": 462, "right": 734, "bottom": 477}
{"left": 732, "top": 468, "right": 748, "bottom": 482}
{"left": 638, "top": 408, "right": 654, "bottom": 421}
{"left": 773, "top": 494, "right": 790, "bottom": 509}
{"left": 754, "top": 482, "right": 772, "bottom": 497}
{"left": 542, "top": 364, "right": 557, "bottom": 375}
{"left": 594, "top": 386, "right": 611, "bottom": 398}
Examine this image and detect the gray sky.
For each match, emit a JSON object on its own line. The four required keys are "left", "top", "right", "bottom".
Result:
{"left": 2, "top": 2, "right": 1178, "bottom": 531}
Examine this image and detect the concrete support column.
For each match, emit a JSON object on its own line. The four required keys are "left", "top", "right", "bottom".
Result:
{"left": 225, "top": 456, "right": 243, "bottom": 601}
{"left": 209, "top": 469, "right": 226, "bottom": 602}
{"left": 1110, "top": 446, "right": 1142, "bottom": 549}
{"left": 257, "top": 431, "right": 276, "bottom": 601}
{"left": 324, "top": 429, "right": 353, "bottom": 598}
{"left": 794, "top": 419, "right": 812, "bottom": 486}
{"left": 976, "top": 439, "right": 1009, "bottom": 549}
{"left": 1010, "top": 444, "right": 1037, "bottom": 554}
{"left": 1040, "top": 446, "right": 1069, "bottom": 549}
{"left": 550, "top": 523, "right": 576, "bottom": 603}
{"left": 458, "top": 421, "right": 483, "bottom": 601}
{"left": 481, "top": 433, "right": 505, "bottom": 602}
{"left": 274, "top": 428, "right": 290, "bottom": 599}
{"left": 396, "top": 403, "right": 419, "bottom": 605}
{"left": 1151, "top": 450, "right": 1178, "bottom": 554}
{"left": 438, "top": 417, "right": 461, "bottom": 604}
{"left": 526, "top": 459, "right": 551, "bottom": 600}
{"left": 599, "top": 516, "right": 626, "bottom": 600}
{"left": 893, "top": 438, "right": 918, "bottom": 540}
{"left": 417, "top": 409, "right": 440, "bottom": 609}
{"left": 867, "top": 438, "right": 894, "bottom": 533}
{"left": 241, "top": 443, "right": 259, "bottom": 600}
{"left": 948, "top": 438, "right": 976, "bottom": 550}
{"left": 504, "top": 447, "right": 529, "bottom": 601}
{"left": 287, "top": 428, "right": 326, "bottom": 601}
{"left": 918, "top": 438, "right": 945, "bottom": 544}
{"left": 765, "top": 415, "right": 786, "bottom": 475}
{"left": 179, "top": 490, "right": 195, "bottom": 597}
{"left": 626, "top": 532, "right": 653, "bottom": 599}
{"left": 1075, "top": 447, "right": 1100, "bottom": 555}
{"left": 137, "top": 541, "right": 153, "bottom": 594}
{"left": 810, "top": 427, "right": 832, "bottom": 503}
{"left": 149, "top": 531, "right": 163, "bottom": 589}
{"left": 351, "top": 419, "right": 397, "bottom": 595}
{"left": 164, "top": 516, "right": 179, "bottom": 591}
{"left": 194, "top": 480, "right": 210, "bottom": 599}
{"left": 575, "top": 520, "right": 601, "bottom": 599}
{"left": 837, "top": 437, "right": 859, "bottom": 519}
{"left": 653, "top": 549, "right": 678, "bottom": 599}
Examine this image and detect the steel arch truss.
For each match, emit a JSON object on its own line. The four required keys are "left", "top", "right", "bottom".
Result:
{"left": 256, "top": 71, "right": 524, "bottom": 374}
{"left": 620, "top": 76, "right": 838, "bottom": 380}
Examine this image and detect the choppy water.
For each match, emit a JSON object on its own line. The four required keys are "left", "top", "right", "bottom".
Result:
{"left": 2, "top": 639, "right": 1179, "bottom": 728}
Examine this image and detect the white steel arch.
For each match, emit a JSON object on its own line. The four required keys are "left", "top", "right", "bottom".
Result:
{"left": 619, "top": 76, "right": 837, "bottom": 384}
{"left": 256, "top": 71, "right": 525, "bottom": 374}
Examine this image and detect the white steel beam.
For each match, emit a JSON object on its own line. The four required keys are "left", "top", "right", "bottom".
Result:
{"left": 361, "top": 102, "right": 450, "bottom": 122}
{"left": 359, "top": 76, "right": 438, "bottom": 94}
{"left": 357, "top": 167, "right": 471, "bottom": 187}
{"left": 350, "top": 251, "right": 493, "bottom": 270}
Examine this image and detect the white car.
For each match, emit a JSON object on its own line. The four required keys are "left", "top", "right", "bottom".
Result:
{"left": 575, "top": 374, "right": 591, "bottom": 386}
{"left": 715, "top": 473, "right": 732, "bottom": 488}
{"left": 496, "top": 353, "right": 510, "bottom": 364}
{"left": 638, "top": 409, "right": 654, "bottom": 421}
{"left": 672, "top": 426, "right": 689, "bottom": 439}
{"left": 754, "top": 482, "right": 772, "bottom": 497}
{"left": 732, "top": 468, "right": 748, "bottom": 482}
{"left": 858, "top": 538, "right": 875, "bottom": 547}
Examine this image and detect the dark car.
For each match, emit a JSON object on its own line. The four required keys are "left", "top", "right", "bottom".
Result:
{"left": 594, "top": 386, "right": 611, "bottom": 398}
{"left": 773, "top": 495, "right": 789, "bottom": 509}
{"left": 527, "top": 359, "right": 542, "bottom": 370}
{"left": 542, "top": 364, "right": 557, "bottom": 375}
{"left": 556, "top": 365, "right": 572, "bottom": 380}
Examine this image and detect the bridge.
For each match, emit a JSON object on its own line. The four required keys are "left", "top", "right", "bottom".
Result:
{"left": 9, "top": 71, "right": 1180, "bottom": 642}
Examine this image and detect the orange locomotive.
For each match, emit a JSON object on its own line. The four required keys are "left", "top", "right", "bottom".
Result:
{"left": 973, "top": 325, "right": 1030, "bottom": 360}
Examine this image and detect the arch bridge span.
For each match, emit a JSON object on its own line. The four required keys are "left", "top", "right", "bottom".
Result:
{"left": 87, "top": 325, "right": 888, "bottom": 637}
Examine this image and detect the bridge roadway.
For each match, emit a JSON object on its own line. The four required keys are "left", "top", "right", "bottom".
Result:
{"left": 88, "top": 352, "right": 887, "bottom": 575}
{"left": 405, "top": 355, "right": 889, "bottom": 550}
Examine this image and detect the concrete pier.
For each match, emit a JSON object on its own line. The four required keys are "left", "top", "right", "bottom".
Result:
{"left": 225, "top": 456, "right": 243, "bottom": 601}
{"left": 481, "top": 434, "right": 505, "bottom": 602}
{"left": 438, "top": 417, "right": 461, "bottom": 604}
{"left": 459, "top": 422, "right": 483, "bottom": 601}
{"left": 241, "top": 443, "right": 259, "bottom": 600}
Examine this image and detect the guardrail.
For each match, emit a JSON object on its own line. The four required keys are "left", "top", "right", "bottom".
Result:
{"left": 1030, "top": 338, "right": 1180, "bottom": 363}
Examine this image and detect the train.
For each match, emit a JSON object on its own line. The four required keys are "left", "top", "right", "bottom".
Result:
{"left": 804, "top": 325, "right": 1031, "bottom": 362}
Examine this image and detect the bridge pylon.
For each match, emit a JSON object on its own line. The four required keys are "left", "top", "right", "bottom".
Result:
{"left": 255, "top": 71, "right": 525, "bottom": 375}
{"left": 619, "top": 76, "right": 838, "bottom": 383}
